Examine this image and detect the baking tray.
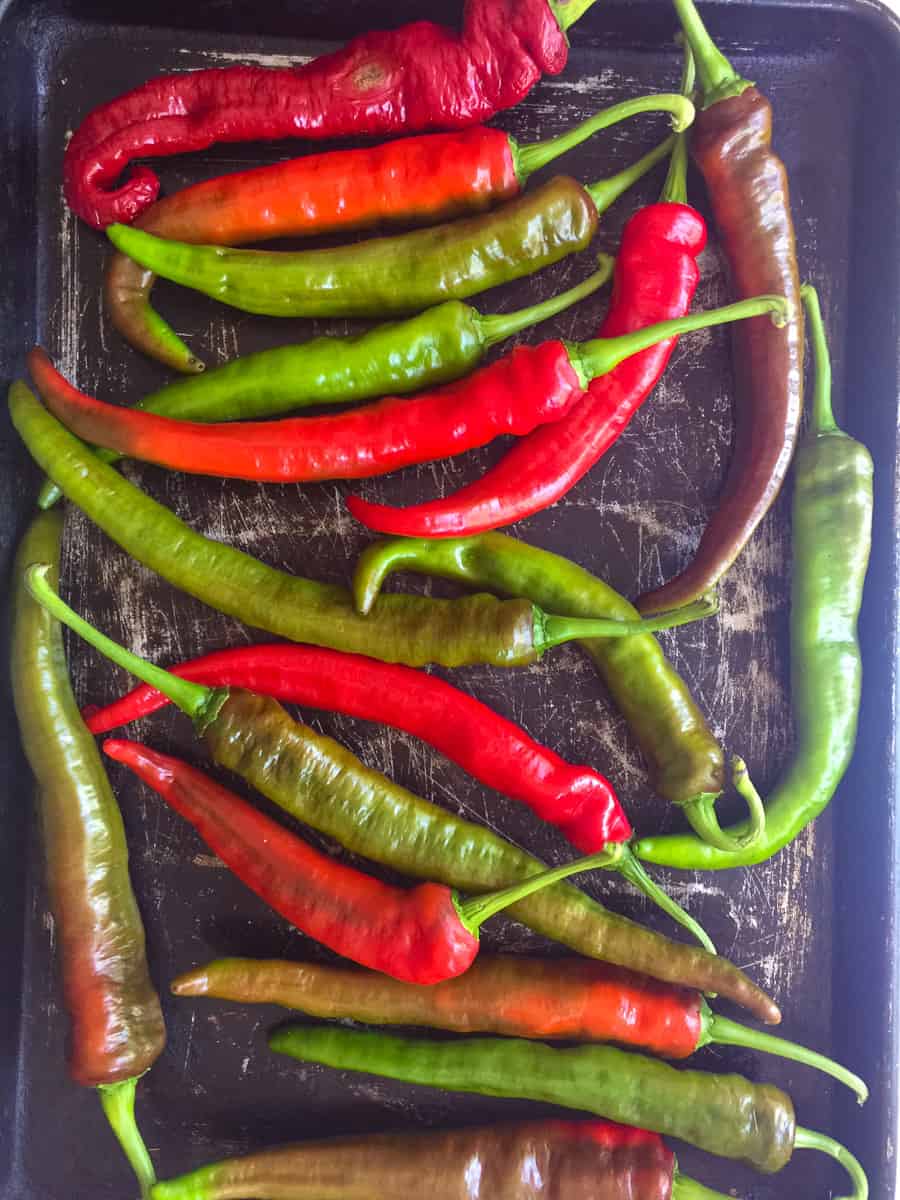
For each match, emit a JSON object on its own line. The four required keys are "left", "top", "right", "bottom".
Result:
{"left": 1, "top": 0, "right": 898, "bottom": 1195}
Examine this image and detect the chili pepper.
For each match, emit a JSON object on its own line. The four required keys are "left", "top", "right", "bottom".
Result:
{"left": 10, "top": 512, "right": 165, "bottom": 1198}
{"left": 635, "top": 286, "right": 873, "bottom": 868}
{"left": 82, "top": 644, "right": 633, "bottom": 852}
{"left": 103, "top": 109, "right": 694, "bottom": 327}
{"left": 101, "top": 94, "right": 688, "bottom": 373}
{"left": 20, "top": 564, "right": 779, "bottom": 1021}
{"left": 29, "top": 295, "right": 788, "bottom": 485}
{"left": 345, "top": 50, "right": 705, "bottom": 537}
{"left": 104, "top": 739, "right": 615, "bottom": 985}
{"left": 39, "top": 252, "right": 618, "bottom": 511}
{"left": 353, "top": 534, "right": 765, "bottom": 852}
{"left": 149, "top": 1119, "right": 721, "bottom": 1200}
{"left": 270, "top": 1026, "right": 868, "bottom": 1195}
{"left": 172, "top": 954, "right": 865, "bottom": 1100}
{"left": 11, "top": 382, "right": 721, "bottom": 671}
{"left": 635, "top": 0, "right": 804, "bottom": 615}
{"left": 65, "top": 0, "right": 598, "bottom": 230}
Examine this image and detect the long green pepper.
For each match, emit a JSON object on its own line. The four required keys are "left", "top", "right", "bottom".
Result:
{"left": 635, "top": 284, "right": 874, "bottom": 869}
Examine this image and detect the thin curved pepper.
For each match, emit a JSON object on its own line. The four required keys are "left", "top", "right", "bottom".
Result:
{"left": 636, "top": 0, "right": 804, "bottom": 615}
{"left": 104, "top": 739, "right": 617, "bottom": 984}
{"left": 39, "top": 251, "right": 617, "bottom": 510}
{"left": 171, "top": 954, "right": 867, "bottom": 1100}
{"left": 149, "top": 1120, "right": 721, "bottom": 1200}
{"left": 270, "top": 1026, "right": 868, "bottom": 1195}
{"left": 10, "top": 512, "right": 165, "bottom": 1198}
{"left": 21, "top": 565, "right": 779, "bottom": 1020}
{"left": 352, "top": 534, "right": 764, "bottom": 853}
{"left": 103, "top": 114, "right": 695, "bottom": 326}
{"left": 82, "top": 644, "right": 634, "bottom": 852}
{"left": 635, "top": 285, "right": 873, "bottom": 868}
{"left": 29, "top": 295, "right": 788, "bottom": 485}
{"left": 101, "top": 92, "right": 689, "bottom": 372}
{"left": 11, "top": 382, "right": 719, "bottom": 671}
{"left": 65, "top": 0, "right": 596, "bottom": 230}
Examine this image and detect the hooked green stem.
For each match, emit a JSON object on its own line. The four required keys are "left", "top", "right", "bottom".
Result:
{"left": 569, "top": 294, "right": 791, "bottom": 386}
{"left": 682, "top": 756, "right": 766, "bottom": 852}
{"left": 549, "top": 0, "right": 599, "bottom": 32}
{"left": 701, "top": 1004, "right": 868, "bottom": 1103}
{"left": 514, "top": 93, "right": 694, "bottom": 182}
{"left": 456, "top": 848, "right": 617, "bottom": 933}
{"left": 586, "top": 136, "right": 674, "bottom": 214}
{"left": 794, "top": 1127, "right": 868, "bottom": 1199}
{"left": 672, "top": 1169, "right": 734, "bottom": 1199}
{"left": 671, "top": 0, "right": 752, "bottom": 107}
{"left": 540, "top": 591, "right": 718, "bottom": 649}
{"left": 479, "top": 255, "right": 614, "bottom": 349}
{"left": 801, "top": 284, "right": 837, "bottom": 434}
{"left": 98, "top": 1077, "right": 156, "bottom": 1200}
{"left": 25, "top": 565, "right": 227, "bottom": 732}
{"left": 659, "top": 41, "right": 696, "bottom": 206}
{"left": 615, "top": 846, "right": 716, "bottom": 953}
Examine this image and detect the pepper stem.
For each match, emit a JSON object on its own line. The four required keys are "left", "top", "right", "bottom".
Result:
{"left": 586, "top": 136, "right": 675, "bottom": 214}
{"left": 25, "top": 564, "right": 228, "bottom": 731}
{"left": 540, "top": 591, "right": 718, "bottom": 650}
{"left": 681, "top": 755, "right": 766, "bottom": 851}
{"left": 97, "top": 1077, "right": 157, "bottom": 1200}
{"left": 671, "top": 0, "right": 753, "bottom": 107}
{"left": 800, "top": 284, "right": 838, "bottom": 434}
{"left": 549, "top": 0, "right": 599, "bottom": 32}
{"left": 513, "top": 93, "right": 694, "bottom": 183}
{"left": 702, "top": 1004, "right": 868, "bottom": 1103}
{"left": 793, "top": 1127, "right": 869, "bottom": 1199}
{"left": 672, "top": 1169, "right": 734, "bottom": 1199}
{"left": 614, "top": 846, "right": 716, "bottom": 953}
{"left": 659, "top": 41, "right": 696, "bottom": 206}
{"left": 455, "top": 848, "right": 617, "bottom": 934}
{"left": 478, "top": 255, "right": 614, "bottom": 349}
{"left": 569, "top": 295, "right": 791, "bottom": 386}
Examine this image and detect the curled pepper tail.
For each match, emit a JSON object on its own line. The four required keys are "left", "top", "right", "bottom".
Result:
{"left": 681, "top": 756, "right": 766, "bottom": 852}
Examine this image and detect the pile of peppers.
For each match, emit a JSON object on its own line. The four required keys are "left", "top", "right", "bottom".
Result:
{"left": 9, "top": 0, "right": 877, "bottom": 1197}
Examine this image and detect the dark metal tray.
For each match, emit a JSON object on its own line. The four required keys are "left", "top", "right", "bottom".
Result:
{"left": 2, "top": 0, "right": 899, "bottom": 1196}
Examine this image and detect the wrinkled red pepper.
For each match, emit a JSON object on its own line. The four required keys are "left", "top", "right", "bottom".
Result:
{"left": 65, "top": 0, "right": 582, "bottom": 229}
{"left": 83, "top": 643, "right": 632, "bottom": 851}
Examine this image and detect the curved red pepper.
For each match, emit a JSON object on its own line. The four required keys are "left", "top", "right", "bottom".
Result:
{"left": 64, "top": 0, "right": 570, "bottom": 229}
{"left": 83, "top": 644, "right": 632, "bottom": 850}
{"left": 346, "top": 203, "right": 707, "bottom": 536}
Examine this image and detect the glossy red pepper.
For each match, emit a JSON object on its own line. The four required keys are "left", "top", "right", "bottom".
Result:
{"left": 103, "top": 738, "right": 615, "bottom": 985}
{"left": 83, "top": 644, "right": 632, "bottom": 851}
{"left": 64, "top": 0, "right": 583, "bottom": 230}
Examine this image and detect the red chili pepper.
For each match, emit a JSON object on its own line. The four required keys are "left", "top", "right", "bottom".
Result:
{"left": 65, "top": 0, "right": 582, "bottom": 230}
{"left": 83, "top": 644, "right": 632, "bottom": 851}
{"left": 103, "top": 738, "right": 615, "bottom": 985}
{"left": 346, "top": 101, "right": 707, "bottom": 536}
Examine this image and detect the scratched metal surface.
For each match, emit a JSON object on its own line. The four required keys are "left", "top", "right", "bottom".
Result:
{"left": 1, "top": 1, "right": 898, "bottom": 1197}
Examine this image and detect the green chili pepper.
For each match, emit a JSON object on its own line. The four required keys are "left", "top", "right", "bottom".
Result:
{"left": 10, "top": 383, "right": 716, "bottom": 669}
{"left": 634, "top": 284, "right": 873, "bottom": 869}
{"left": 21, "top": 566, "right": 778, "bottom": 1021}
{"left": 352, "top": 534, "right": 758, "bottom": 843}
{"left": 10, "top": 511, "right": 165, "bottom": 1198}
{"left": 269, "top": 1026, "right": 868, "bottom": 1194}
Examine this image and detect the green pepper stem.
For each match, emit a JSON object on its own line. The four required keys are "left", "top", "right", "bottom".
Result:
{"left": 615, "top": 846, "right": 715, "bottom": 953}
{"left": 672, "top": 1169, "right": 734, "bottom": 1199}
{"left": 586, "top": 136, "right": 675, "bottom": 214}
{"left": 478, "top": 255, "right": 614, "bottom": 349}
{"left": 701, "top": 1004, "right": 868, "bottom": 1103}
{"left": 569, "top": 294, "right": 791, "bottom": 386}
{"left": 98, "top": 1077, "right": 157, "bottom": 1200}
{"left": 671, "top": 0, "right": 752, "bottom": 107}
{"left": 25, "top": 564, "right": 227, "bottom": 731}
{"left": 793, "top": 1127, "right": 868, "bottom": 1199}
{"left": 456, "top": 848, "right": 617, "bottom": 933}
{"left": 540, "top": 591, "right": 718, "bottom": 650}
{"left": 549, "top": 0, "right": 599, "bottom": 32}
{"left": 514, "top": 94, "right": 694, "bottom": 183}
{"left": 659, "top": 41, "right": 696, "bottom": 206}
{"left": 800, "top": 284, "right": 837, "bottom": 434}
{"left": 682, "top": 755, "right": 766, "bottom": 852}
